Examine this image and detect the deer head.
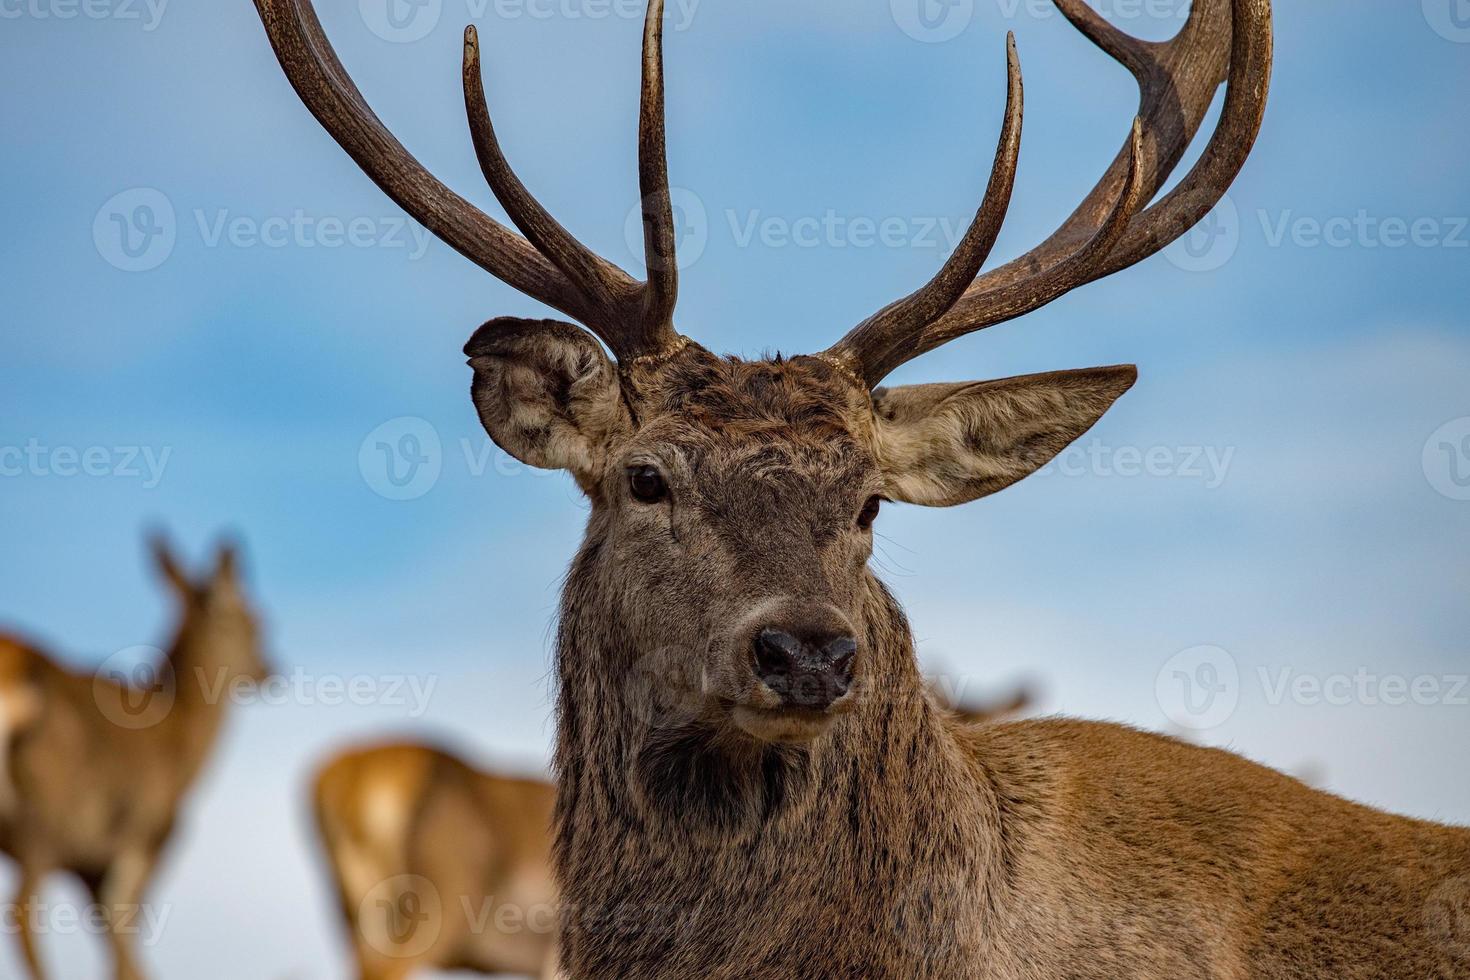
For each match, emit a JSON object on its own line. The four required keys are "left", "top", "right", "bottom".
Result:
{"left": 150, "top": 532, "right": 272, "bottom": 687}
{"left": 253, "top": 0, "right": 1270, "bottom": 745}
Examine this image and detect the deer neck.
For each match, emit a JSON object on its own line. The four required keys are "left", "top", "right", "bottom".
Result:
{"left": 552, "top": 544, "right": 1004, "bottom": 975}
{"left": 160, "top": 625, "right": 238, "bottom": 777}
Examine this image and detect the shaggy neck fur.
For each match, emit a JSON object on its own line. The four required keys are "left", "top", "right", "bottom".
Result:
{"left": 552, "top": 528, "right": 1006, "bottom": 980}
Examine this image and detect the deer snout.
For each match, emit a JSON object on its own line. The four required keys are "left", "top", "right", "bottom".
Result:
{"left": 752, "top": 627, "right": 857, "bottom": 711}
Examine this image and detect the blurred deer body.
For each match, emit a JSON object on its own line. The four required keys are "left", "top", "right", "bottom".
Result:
{"left": 314, "top": 742, "right": 559, "bottom": 979}
{"left": 0, "top": 536, "right": 269, "bottom": 980}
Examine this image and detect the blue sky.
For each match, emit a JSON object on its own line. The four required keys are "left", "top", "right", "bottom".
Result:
{"left": 3, "top": 0, "right": 1469, "bottom": 975}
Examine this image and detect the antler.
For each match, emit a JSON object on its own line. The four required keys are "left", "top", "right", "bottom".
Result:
{"left": 826, "top": 0, "right": 1273, "bottom": 387}
{"left": 253, "top": 0, "right": 683, "bottom": 361}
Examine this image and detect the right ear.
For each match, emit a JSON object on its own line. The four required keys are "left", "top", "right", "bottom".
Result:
{"left": 147, "top": 530, "right": 192, "bottom": 596}
{"left": 465, "top": 318, "right": 631, "bottom": 490}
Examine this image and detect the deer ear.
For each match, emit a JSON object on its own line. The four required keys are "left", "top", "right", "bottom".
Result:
{"left": 147, "top": 530, "right": 193, "bottom": 596}
{"left": 214, "top": 537, "right": 242, "bottom": 583}
{"left": 871, "top": 365, "right": 1137, "bottom": 507}
{"left": 465, "top": 318, "right": 630, "bottom": 487}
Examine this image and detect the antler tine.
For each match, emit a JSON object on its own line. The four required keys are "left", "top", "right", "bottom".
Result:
{"left": 1082, "top": 0, "right": 1273, "bottom": 279}
{"left": 462, "top": 28, "right": 639, "bottom": 336}
{"left": 463, "top": 19, "right": 685, "bottom": 360}
{"left": 828, "top": 34, "right": 1024, "bottom": 386}
{"left": 828, "top": 0, "right": 1272, "bottom": 387}
{"left": 255, "top": 0, "right": 686, "bottom": 362}
{"left": 638, "top": 0, "right": 680, "bottom": 331}
{"left": 253, "top": 0, "right": 595, "bottom": 326}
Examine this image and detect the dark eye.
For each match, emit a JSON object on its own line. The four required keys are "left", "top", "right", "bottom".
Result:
{"left": 857, "top": 495, "right": 882, "bottom": 529}
{"left": 628, "top": 465, "right": 668, "bottom": 504}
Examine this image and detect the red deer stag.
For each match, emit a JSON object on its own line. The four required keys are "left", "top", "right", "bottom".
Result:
{"left": 252, "top": 0, "right": 1470, "bottom": 976}
{"left": 313, "top": 742, "right": 558, "bottom": 979}
{"left": 0, "top": 534, "right": 271, "bottom": 980}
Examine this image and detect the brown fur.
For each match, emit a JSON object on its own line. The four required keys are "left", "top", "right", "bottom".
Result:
{"left": 313, "top": 742, "right": 559, "bottom": 979}
{"left": 0, "top": 534, "right": 270, "bottom": 980}
{"left": 464, "top": 323, "right": 1470, "bottom": 979}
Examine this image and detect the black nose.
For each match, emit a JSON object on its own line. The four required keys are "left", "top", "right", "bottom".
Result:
{"left": 753, "top": 628, "right": 857, "bottom": 710}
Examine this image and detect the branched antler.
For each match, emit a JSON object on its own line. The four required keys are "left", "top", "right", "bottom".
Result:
{"left": 252, "top": 0, "right": 1271, "bottom": 379}
{"left": 826, "top": 0, "right": 1273, "bottom": 386}
{"left": 254, "top": 0, "right": 684, "bottom": 360}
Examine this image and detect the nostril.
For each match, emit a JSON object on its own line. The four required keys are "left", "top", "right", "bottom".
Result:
{"left": 753, "top": 627, "right": 858, "bottom": 709}
{"left": 754, "top": 628, "right": 801, "bottom": 677}
{"left": 824, "top": 636, "right": 857, "bottom": 671}
{"left": 825, "top": 636, "right": 857, "bottom": 689}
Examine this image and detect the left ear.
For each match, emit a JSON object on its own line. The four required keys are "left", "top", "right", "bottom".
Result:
{"left": 871, "top": 365, "right": 1137, "bottom": 507}
{"left": 214, "top": 538, "right": 241, "bottom": 583}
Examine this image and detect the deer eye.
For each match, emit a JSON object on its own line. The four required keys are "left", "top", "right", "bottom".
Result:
{"left": 628, "top": 465, "right": 669, "bottom": 504}
{"left": 857, "top": 495, "right": 882, "bottom": 529}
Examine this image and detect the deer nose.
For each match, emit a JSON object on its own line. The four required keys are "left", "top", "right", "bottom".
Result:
{"left": 753, "top": 628, "right": 857, "bottom": 710}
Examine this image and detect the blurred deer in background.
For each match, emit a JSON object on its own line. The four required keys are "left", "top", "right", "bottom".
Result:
{"left": 313, "top": 742, "right": 558, "bottom": 980}
{"left": 935, "top": 681, "right": 1034, "bottom": 726}
{"left": 254, "top": 0, "right": 1470, "bottom": 975}
{"left": 0, "top": 534, "right": 270, "bottom": 980}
